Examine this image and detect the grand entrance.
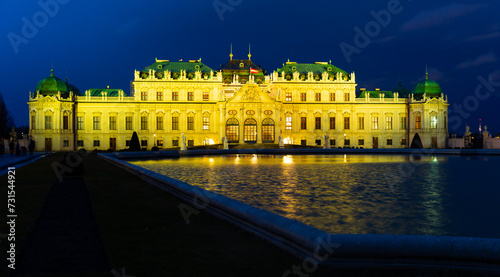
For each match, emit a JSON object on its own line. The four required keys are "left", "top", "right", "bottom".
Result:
{"left": 45, "top": 138, "right": 52, "bottom": 151}
{"left": 226, "top": 118, "right": 239, "bottom": 143}
{"left": 244, "top": 118, "right": 257, "bottom": 143}
{"left": 262, "top": 118, "right": 275, "bottom": 143}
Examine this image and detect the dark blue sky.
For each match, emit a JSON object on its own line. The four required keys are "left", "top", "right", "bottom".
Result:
{"left": 2, "top": 0, "right": 499, "bottom": 134}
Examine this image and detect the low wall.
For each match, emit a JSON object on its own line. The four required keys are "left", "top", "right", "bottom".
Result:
{"left": 99, "top": 152, "right": 500, "bottom": 272}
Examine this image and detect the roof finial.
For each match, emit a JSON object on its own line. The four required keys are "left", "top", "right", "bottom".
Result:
{"left": 248, "top": 44, "right": 251, "bottom": 60}
{"left": 425, "top": 64, "right": 428, "bottom": 79}
{"left": 229, "top": 44, "right": 233, "bottom": 60}
{"left": 51, "top": 61, "right": 54, "bottom": 76}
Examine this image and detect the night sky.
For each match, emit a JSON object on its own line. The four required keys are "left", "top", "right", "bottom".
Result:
{"left": 2, "top": 0, "right": 499, "bottom": 134}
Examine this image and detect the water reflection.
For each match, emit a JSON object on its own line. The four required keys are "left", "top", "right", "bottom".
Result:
{"left": 131, "top": 154, "right": 500, "bottom": 238}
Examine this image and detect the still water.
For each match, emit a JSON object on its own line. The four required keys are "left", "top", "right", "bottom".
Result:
{"left": 131, "top": 154, "right": 500, "bottom": 238}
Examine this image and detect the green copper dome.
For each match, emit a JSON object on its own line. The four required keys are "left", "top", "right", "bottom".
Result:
{"left": 412, "top": 72, "right": 442, "bottom": 97}
{"left": 35, "top": 69, "right": 68, "bottom": 96}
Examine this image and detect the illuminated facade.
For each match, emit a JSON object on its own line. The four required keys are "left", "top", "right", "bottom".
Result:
{"left": 28, "top": 55, "right": 449, "bottom": 151}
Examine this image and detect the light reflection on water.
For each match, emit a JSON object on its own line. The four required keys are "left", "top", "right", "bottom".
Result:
{"left": 131, "top": 154, "right": 500, "bottom": 238}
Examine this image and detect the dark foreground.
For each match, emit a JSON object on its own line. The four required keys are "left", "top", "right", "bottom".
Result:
{"left": 0, "top": 152, "right": 495, "bottom": 276}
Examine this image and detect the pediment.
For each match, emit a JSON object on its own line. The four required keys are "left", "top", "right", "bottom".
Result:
{"left": 37, "top": 95, "right": 59, "bottom": 103}
{"left": 227, "top": 84, "right": 273, "bottom": 103}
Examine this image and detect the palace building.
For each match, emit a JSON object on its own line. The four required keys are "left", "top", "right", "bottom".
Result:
{"left": 28, "top": 52, "right": 449, "bottom": 151}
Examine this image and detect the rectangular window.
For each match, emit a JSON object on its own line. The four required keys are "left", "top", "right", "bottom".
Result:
{"left": 386, "top": 117, "right": 393, "bottom": 130}
{"left": 358, "top": 117, "right": 364, "bottom": 130}
{"left": 300, "top": 93, "right": 306, "bottom": 101}
{"left": 109, "top": 116, "right": 117, "bottom": 130}
{"left": 301, "top": 117, "right": 307, "bottom": 130}
{"left": 203, "top": 91, "right": 209, "bottom": 101}
{"left": 344, "top": 116, "right": 350, "bottom": 130}
{"left": 416, "top": 115, "right": 422, "bottom": 129}
{"left": 188, "top": 140, "right": 194, "bottom": 147}
{"left": 431, "top": 115, "right": 437, "bottom": 129}
{"left": 187, "top": 116, "right": 194, "bottom": 130}
{"left": 126, "top": 116, "right": 133, "bottom": 130}
{"left": 93, "top": 116, "right": 100, "bottom": 130}
{"left": 329, "top": 92, "right": 335, "bottom": 101}
{"left": 315, "top": 117, "right": 321, "bottom": 130}
{"left": 387, "top": 139, "right": 393, "bottom": 146}
{"left": 93, "top": 140, "right": 100, "bottom": 147}
{"left": 141, "top": 91, "right": 147, "bottom": 101}
{"left": 156, "top": 91, "right": 163, "bottom": 101}
{"left": 141, "top": 116, "right": 148, "bottom": 130}
{"left": 157, "top": 140, "right": 164, "bottom": 147}
{"left": 301, "top": 139, "right": 307, "bottom": 146}
{"left": 45, "top": 115, "right": 52, "bottom": 129}
{"left": 329, "top": 117, "right": 335, "bottom": 130}
{"left": 285, "top": 93, "right": 292, "bottom": 102}
{"left": 315, "top": 139, "right": 321, "bottom": 146}
{"left": 77, "top": 116, "right": 84, "bottom": 130}
{"left": 187, "top": 92, "right": 194, "bottom": 101}
{"left": 330, "top": 139, "right": 335, "bottom": 146}
{"left": 400, "top": 116, "right": 407, "bottom": 130}
{"left": 172, "top": 117, "right": 179, "bottom": 130}
{"left": 285, "top": 116, "right": 292, "bottom": 130}
{"left": 63, "top": 115, "right": 69, "bottom": 130}
{"left": 315, "top": 92, "right": 321, "bottom": 101}
{"left": 400, "top": 138, "right": 406, "bottom": 146}
{"left": 372, "top": 117, "right": 379, "bottom": 130}
{"left": 203, "top": 116, "right": 209, "bottom": 130}
{"left": 344, "top": 93, "right": 350, "bottom": 101}
{"left": 156, "top": 116, "right": 163, "bottom": 130}
{"left": 172, "top": 139, "right": 179, "bottom": 147}
{"left": 141, "top": 140, "right": 148, "bottom": 147}
{"left": 172, "top": 91, "right": 179, "bottom": 101}
{"left": 344, "top": 139, "right": 350, "bottom": 146}
{"left": 77, "top": 140, "right": 84, "bottom": 147}
{"left": 358, "top": 139, "right": 364, "bottom": 146}
{"left": 31, "top": 115, "right": 36, "bottom": 129}
{"left": 63, "top": 140, "right": 69, "bottom": 147}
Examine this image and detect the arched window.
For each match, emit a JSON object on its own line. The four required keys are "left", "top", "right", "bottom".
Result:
{"left": 244, "top": 118, "right": 257, "bottom": 143}
{"left": 226, "top": 118, "right": 239, "bottom": 143}
{"left": 262, "top": 118, "right": 275, "bottom": 143}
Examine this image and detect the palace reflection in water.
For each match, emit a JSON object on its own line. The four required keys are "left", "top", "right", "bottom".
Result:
{"left": 131, "top": 154, "right": 500, "bottom": 238}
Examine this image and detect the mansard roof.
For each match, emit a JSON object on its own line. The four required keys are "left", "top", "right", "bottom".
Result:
{"left": 87, "top": 88, "right": 125, "bottom": 97}
{"left": 358, "top": 90, "right": 395, "bottom": 98}
{"left": 277, "top": 62, "right": 348, "bottom": 75}
{"left": 142, "top": 60, "right": 214, "bottom": 73}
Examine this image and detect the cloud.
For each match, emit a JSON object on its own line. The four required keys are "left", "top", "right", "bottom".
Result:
{"left": 456, "top": 52, "right": 498, "bottom": 69}
{"left": 463, "top": 32, "right": 500, "bottom": 42}
{"left": 402, "top": 4, "right": 483, "bottom": 32}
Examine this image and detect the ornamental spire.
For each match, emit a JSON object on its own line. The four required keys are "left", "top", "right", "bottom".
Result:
{"left": 248, "top": 44, "right": 251, "bottom": 60}
{"left": 229, "top": 43, "right": 233, "bottom": 60}
{"left": 425, "top": 64, "right": 428, "bottom": 79}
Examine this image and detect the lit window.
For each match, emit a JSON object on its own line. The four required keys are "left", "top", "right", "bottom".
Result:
{"left": 372, "top": 117, "right": 378, "bottom": 130}
{"left": 386, "top": 117, "right": 393, "bottom": 130}
{"left": 203, "top": 116, "right": 209, "bottom": 130}
{"left": 188, "top": 92, "right": 194, "bottom": 101}
{"left": 400, "top": 138, "right": 406, "bottom": 146}
{"left": 286, "top": 93, "right": 292, "bottom": 102}
{"left": 157, "top": 140, "right": 164, "bottom": 147}
{"left": 416, "top": 115, "right": 422, "bottom": 129}
{"left": 431, "top": 115, "right": 437, "bottom": 129}
{"left": 285, "top": 116, "right": 292, "bottom": 130}
{"left": 203, "top": 91, "right": 209, "bottom": 101}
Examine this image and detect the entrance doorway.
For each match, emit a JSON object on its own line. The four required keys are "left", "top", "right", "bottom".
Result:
{"left": 226, "top": 118, "right": 239, "bottom": 143}
{"left": 261, "top": 118, "right": 275, "bottom": 143}
{"left": 372, "top": 137, "right": 378, "bottom": 149}
{"left": 45, "top": 138, "right": 52, "bottom": 151}
{"left": 110, "top": 138, "right": 116, "bottom": 151}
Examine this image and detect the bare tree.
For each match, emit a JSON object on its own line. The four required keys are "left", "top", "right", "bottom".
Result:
{"left": 0, "top": 92, "right": 15, "bottom": 139}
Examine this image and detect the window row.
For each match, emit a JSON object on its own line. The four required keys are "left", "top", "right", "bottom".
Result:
{"left": 287, "top": 116, "right": 407, "bottom": 131}
{"left": 285, "top": 92, "right": 351, "bottom": 102}
{"left": 140, "top": 91, "right": 210, "bottom": 101}
{"left": 73, "top": 116, "right": 209, "bottom": 131}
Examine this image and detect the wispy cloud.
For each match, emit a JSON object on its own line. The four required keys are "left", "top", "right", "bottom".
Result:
{"left": 456, "top": 51, "right": 498, "bottom": 69}
{"left": 402, "top": 4, "right": 483, "bottom": 32}
{"left": 463, "top": 32, "right": 500, "bottom": 42}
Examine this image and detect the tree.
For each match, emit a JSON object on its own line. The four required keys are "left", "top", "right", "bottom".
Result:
{"left": 129, "top": 131, "right": 141, "bottom": 151}
{"left": 0, "top": 92, "right": 15, "bottom": 139}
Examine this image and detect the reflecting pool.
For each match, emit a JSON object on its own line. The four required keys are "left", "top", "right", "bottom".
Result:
{"left": 131, "top": 154, "right": 500, "bottom": 238}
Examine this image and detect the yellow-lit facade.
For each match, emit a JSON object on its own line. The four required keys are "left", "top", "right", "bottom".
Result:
{"left": 28, "top": 57, "right": 449, "bottom": 151}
